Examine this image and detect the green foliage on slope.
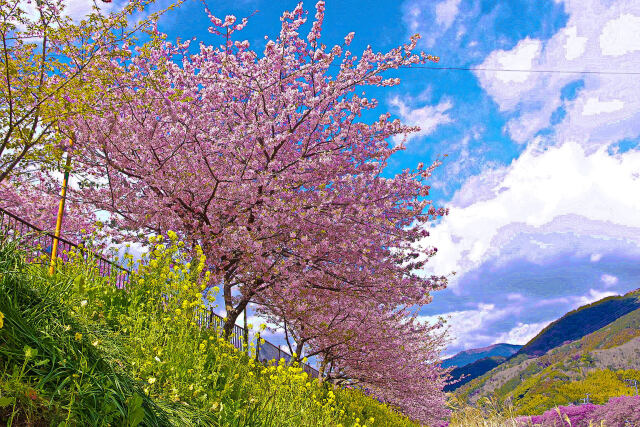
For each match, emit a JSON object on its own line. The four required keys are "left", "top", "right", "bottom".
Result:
{"left": 509, "top": 367, "right": 640, "bottom": 415}
{"left": 0, "top": 239, "right": 417, "bottom": 426}
{"left": 514, "top": 289, "right": 640, "bottom": 358}
{"left": 455, "top": 302, "right": 640, "bottom": 416}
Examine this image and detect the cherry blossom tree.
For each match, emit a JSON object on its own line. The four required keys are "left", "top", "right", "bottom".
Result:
{"left": 0, "top": 171, "right": 96, "bottom": 238}
{"left": 71, "top": 1, "right": 448, "bottom": 339}
{"left": 0, "top": 0, "right": 172, "bottom": 184}
{"left": 257, "top": 286, "right": 451, "bottom": 425}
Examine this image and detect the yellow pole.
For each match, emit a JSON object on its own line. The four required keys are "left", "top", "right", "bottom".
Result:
{"left": 49, "top": 135, "right": 73, "bottom": 275}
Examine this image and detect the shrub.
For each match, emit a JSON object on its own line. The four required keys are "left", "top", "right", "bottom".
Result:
{"left": 589, "top": 395, "right": 640, "bottom": 426}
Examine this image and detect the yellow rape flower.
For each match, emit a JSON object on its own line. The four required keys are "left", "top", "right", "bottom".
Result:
{"left": 0, "top": 311, "right": 4, "bottom": 329}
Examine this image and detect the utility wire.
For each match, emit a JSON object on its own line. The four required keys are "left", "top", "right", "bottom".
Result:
{"left": 398, "top": 65, "right": 640, "bottom": 75}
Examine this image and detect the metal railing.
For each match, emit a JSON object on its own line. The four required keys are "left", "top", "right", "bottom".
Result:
{"left": 0, "top": 207, "right": 129, "bottom": 287}
{"left": 192, "top": 305, "right": 319, "bottom": 378}
{"left": 256, "top": 339, "right": 319, "bottom": 378}
{"left": 0, "top": 206, "right": 319, "bottom": 378}
{"left": 193, "top": 305, "right": 250, "bottom": 352}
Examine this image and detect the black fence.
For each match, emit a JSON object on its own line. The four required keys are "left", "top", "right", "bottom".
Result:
{"left": 0, "top": 206, "right": 319, "bottom": 378}
{"left": 193, "top": 305, "right": 250, "bottom": 352}
{"left": 0, "top": 207, "right": 129, "bottom": 287}
{"left": 192, "top": 305, "right": 319, "bottom": 378}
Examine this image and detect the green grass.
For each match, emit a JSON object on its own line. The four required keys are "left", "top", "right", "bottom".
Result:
{"left": 0, "top": 236, "right": 419, "bottom": 426}
{"left": 0, "top": 239, "right": 169, "bottom": 426}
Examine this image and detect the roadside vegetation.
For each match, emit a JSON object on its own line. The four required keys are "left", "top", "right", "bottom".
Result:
{"left": 0, "top": 238, "right": 417, "bottom": 426}
{"left": 445, "top": 394, "right": 640, "bottom": 426}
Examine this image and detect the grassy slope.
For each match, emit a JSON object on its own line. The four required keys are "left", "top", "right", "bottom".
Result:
{"left": 512, "top": 289, "right": 640, "bottom": 358}
{"left": 0, "top": 241, "right": 419, "bottom": 426}
{"left": 455, "top": 305, "right": 640, "bottom": 415}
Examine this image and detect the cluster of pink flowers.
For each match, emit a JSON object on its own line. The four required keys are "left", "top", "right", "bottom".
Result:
{"left": 515, "top": 395, "right": 640, "bottom": 426}
{"left": 0, "top": 173, "right": 97, "bottom": 240}
{"left": 1, "top": 0, "right": 457, "bottom": 423}
{"left": 58, "top": 1, "right": 451, "bottom": 425}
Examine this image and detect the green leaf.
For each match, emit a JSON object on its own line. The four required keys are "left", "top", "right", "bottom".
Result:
{"left": 33, "top": 358, "right": 50, "bottom": 367}
{"left": 23, "top": 345, "right": 37, "bottom": 360}
{"left": 126, "top": 393, "right": 145, "bottom": 427}
{"left": 73, "top": 275, "right": 86, "bottom": 294}
{"left": 0, "top": 396, "right": 15, "bottom": 407}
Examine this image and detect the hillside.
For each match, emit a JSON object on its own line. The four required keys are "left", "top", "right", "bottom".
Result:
{"left": 444, "top": 356, "right": 507, "bottom": 392}
{"left": 456, "top": 304, "right": 640, "bottom": 415}
{"left": 0, "top": 241, "right": 419, "bottom": 426}
{"left": 511, "top": 288, "right": 640, "bottom": 358}
{"left": 442, "top": 343, "right": 521, "bottom": 368}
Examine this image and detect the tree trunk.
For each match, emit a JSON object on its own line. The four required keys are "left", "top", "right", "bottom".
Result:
{"left": 221, "top": 278, "right": 257, "bottom": 341}
{"left": 243, "top": 305, "right": 249, "bottom": 350}
{"left": 318, "top": 357, "right": 328, "bottom": 382}
{"left": 221, "top": 294, "right": 252, "bottom": 340}
{"left": 294, "top": 339, "right": 305, "bottom": 364}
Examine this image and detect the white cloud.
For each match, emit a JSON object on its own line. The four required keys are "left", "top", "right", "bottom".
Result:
{"left": 20, "top": 0, "right": 118, "bottom": 24}
{"left": 401, "top": 0, "right": 468, "bottom": 47}
{"left": 507, "top": 293, "right": 526, "bottom": 301}
{"left": 406, "top": 5, "right": 422, "bottom": 32}
{"left": 435, "top": 0, "right": 462, "bottom": 31}
{"left": 599, "top": 14, "right": 640, "bottom": 57}
{"left": 419, "top": 303, "right": 519, "bottom": 350}
{"left": 535, "top": 297, "right": 570, "bottom": 307}
{"left": 422, "top": 140, "right": 640, "bottom": 287}
{"left": 493, "top": 321, "right": 551, "bottom": 345}
{"left": 429, "top": 0, "right": 640, "bottom": 290}
{"left": 530, "top": 239, "right": 552, "bottom": 249}
{"left": 573, "top": 288, "right": 617, "bottom": 306}
{"left": 600, "top": 273, "right": 619, "bottom": 287}
{"left": 582, "top": 97, "right": 625, "bottom": 116}
{"left": 473, "top": 39, "right": 544, "bottom": 108}
{"left": 64, "top": 0, "right": 117, "bottom": 21}
{"left": 475, "top": 0, "right": 640, "bottom": 149}
{"left": 494, "top": 38, "right": 542, "bottom": 83}
{"left": 389, "top": 95, "right": 453, "bottom": 144}
{"left": 564, "top": 26, "right": 588, "bottom": 60}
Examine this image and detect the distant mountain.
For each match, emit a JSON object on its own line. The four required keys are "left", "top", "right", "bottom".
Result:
{"left": 444, "top": 356, "right": 507, "bottom": 392}
{"left": 442, "top": 343, "right": 522, "bottom": 368}
{"left": 456, "top": 291, "right": 640, "bottom": 416}
{"left": 511, "top": 288, "right": 640, "bottom": 358}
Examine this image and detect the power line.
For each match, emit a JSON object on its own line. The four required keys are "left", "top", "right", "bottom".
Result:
{"left": 398, "top": 65, "right": 640, "bottom": 75}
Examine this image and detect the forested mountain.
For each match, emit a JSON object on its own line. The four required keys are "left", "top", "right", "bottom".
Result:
{"left": 511, "top": 289, "right": 640, "bottom": 358}
{"left": 444, "top": 356, "right": 508, "bottom": 391}
{"left": 455, "top": 300, "right": 640, "bottom": 415}
{"left": 442, "top": 343, "right": 521, "bottom": 368}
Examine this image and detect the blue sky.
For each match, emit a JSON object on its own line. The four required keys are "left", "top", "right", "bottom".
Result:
{"left": 73, "top": 0, "right": 640, "bottom": 356}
